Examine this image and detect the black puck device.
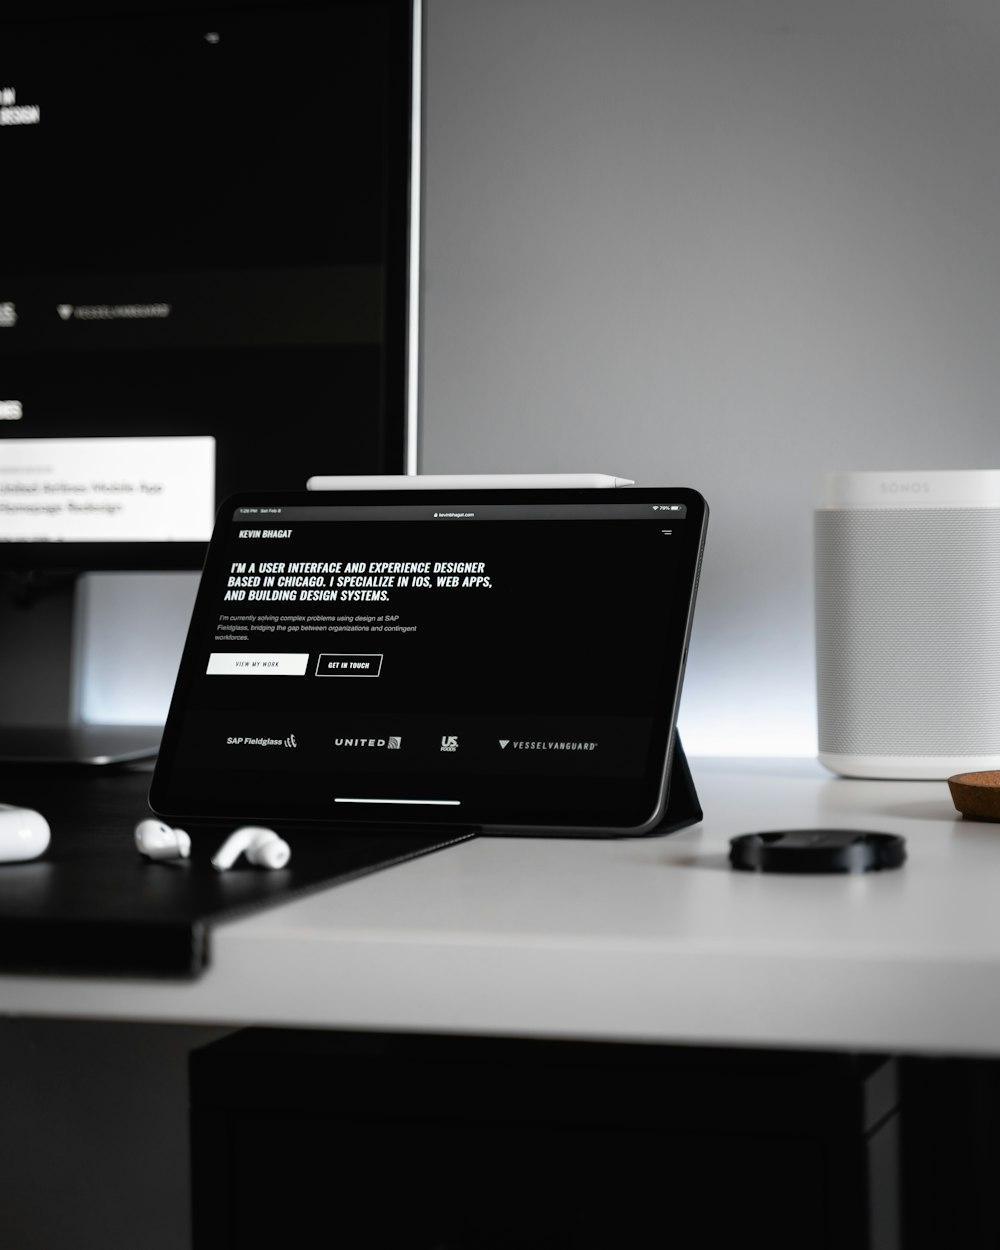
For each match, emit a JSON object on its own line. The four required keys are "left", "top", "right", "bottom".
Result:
{"left": 729, "top": 829, "right": 906, "bottom": 874}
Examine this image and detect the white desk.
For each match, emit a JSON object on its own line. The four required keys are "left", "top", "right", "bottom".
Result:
{"left": 3, "top": 757, "right": 998, "bottom": 1058}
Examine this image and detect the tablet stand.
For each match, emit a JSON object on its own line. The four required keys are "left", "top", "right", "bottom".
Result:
{"left": 647, "top": 732, "right": 702, "bottom": 837}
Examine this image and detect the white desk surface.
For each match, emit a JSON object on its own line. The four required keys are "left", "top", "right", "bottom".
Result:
{"left": 3, "top": 757, "right": 1000, "bottom": 1057}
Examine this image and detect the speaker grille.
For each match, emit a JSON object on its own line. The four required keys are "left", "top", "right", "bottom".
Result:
{"left": 816, "top": 508, "right": 1000, "bottom": 756}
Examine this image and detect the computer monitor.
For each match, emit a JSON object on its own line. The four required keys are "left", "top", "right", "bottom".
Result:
{"left": 0, "top": 0, "right": 421, "bottom": 762}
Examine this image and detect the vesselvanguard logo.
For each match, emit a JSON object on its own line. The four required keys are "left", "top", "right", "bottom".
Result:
{"left": 504, "top": 740, "right": 598, "bottom": 752}
{"left": 57, "top": 302, "right": 172, "bottom": 321}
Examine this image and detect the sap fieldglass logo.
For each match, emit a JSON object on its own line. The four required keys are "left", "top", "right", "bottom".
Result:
{"left": 880, "top": 480, "right": 931, "bottom": 495}
{"left": 440, "top": 736, "right": 459, "bottom": 752}
{"left": 0, "top": 303, "right": 16, "bottom": 328}
{"left": 0, "top": 400, "right": 22, "bottom": 420}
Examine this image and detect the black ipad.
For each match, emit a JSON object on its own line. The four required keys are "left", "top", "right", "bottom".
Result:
{"left": 149, "top": 487, "right": 708, "bottom": 836}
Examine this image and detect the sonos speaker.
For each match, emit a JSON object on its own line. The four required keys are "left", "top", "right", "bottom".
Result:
{"left": 816, "top": 470, "right": 1000, "bottom": 780}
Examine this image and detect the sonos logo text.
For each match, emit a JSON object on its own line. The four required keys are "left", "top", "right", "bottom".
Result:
{"left": 880, "top": 481, "right": 931, "bottom": 495}
{"left": 0, "top": 400, "right": 22, "bottom": 420}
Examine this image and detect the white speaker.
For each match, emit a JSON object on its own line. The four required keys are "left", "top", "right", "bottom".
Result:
{"left": 815, "top": 470, "right": 1000, "bottom": 780}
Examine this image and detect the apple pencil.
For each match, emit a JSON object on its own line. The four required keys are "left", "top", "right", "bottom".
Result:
{"left": 305, "top": 473, "right": 635, "bottom": 490}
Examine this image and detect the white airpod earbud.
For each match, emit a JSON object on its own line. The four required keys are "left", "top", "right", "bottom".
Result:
{"left": 0, "top": 804, "right": 50, "bottom": 863}
{"left": 135, "top": 818, "right": 191, "bottom": 861}
{"left": 211, "top": 826, "right": 291, "bottom": 871}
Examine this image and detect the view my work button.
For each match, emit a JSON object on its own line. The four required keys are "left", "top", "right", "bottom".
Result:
{"left": 315, "top": 653, "right": 384, "bottom": 677}
{"left": 206, "top": 653, "right": 309, "bottom": 676}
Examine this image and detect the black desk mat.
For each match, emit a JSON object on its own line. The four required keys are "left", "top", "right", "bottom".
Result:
{"left": 0, "top": 767, "right": 473, "bottom": 979}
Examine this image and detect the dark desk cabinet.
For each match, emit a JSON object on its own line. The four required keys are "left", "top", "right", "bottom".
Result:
{"left": 190, "top": 1030, "right": 900, "bottom": 1249}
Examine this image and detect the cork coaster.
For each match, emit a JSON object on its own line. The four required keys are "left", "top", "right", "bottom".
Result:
{"left": 947, "top": 771, "right": 1000, "bottom": 822}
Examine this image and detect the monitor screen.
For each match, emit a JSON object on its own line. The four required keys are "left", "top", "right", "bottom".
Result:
{"left": 0, "top": 0, "right": 418, "bottom": 570}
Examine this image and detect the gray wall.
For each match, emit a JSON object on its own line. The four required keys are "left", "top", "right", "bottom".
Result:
{"left": 71, "top": 0, "right": 1000, "bottom": 756}
{"left": 418, "top": 0, "right": 1000, "bottom": 754}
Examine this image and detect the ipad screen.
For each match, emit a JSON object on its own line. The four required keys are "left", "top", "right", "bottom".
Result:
{"left": 150, "top": 488, "right": 707, "bottom": 834}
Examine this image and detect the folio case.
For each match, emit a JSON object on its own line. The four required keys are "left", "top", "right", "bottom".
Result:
{"left": 643, "top": 733, "right": 702, "bottom": 837}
